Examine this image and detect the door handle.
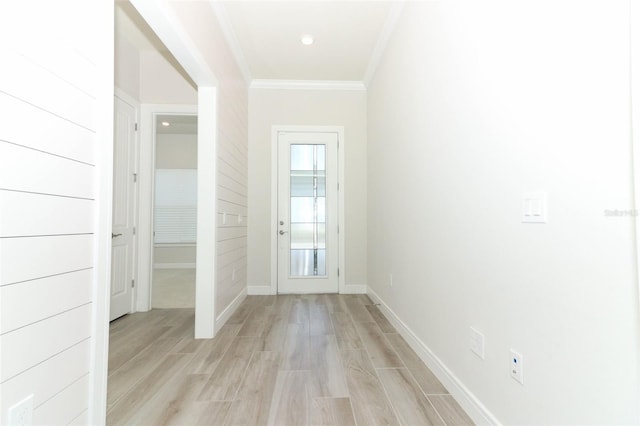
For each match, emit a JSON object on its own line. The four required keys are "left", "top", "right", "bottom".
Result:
{"left": 279, "top": 230, "right": 288, "bottom": 235}
{"left": 112, "top": 233, "right": 122, "bottom": 238}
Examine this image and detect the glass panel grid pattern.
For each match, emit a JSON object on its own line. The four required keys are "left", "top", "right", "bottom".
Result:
{"left": 290, "top": 144, "right": 326, "bottom": 277}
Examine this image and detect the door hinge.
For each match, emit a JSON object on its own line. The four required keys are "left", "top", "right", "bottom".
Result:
{"left": 134, "top": 123, "right": 138, "bottom": 131}
{"left": 133, "top": 173, "right": 137, "bottom": 183}
{"left": 131, "top": 279, "right": 135, "bottom": 288}
{"left": 133, "top": 227, "right": 136, "bottom": 236}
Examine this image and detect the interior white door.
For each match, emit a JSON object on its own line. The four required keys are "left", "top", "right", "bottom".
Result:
{"left": 277, "top": 131, "right": 339, "bottom": 293}
{"left": 110, "top": 96, "right": 137, "bottom": 320}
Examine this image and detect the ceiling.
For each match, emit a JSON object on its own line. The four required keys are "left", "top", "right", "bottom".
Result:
{"left": 115, "top": 0, "right": 402, "bottom": 83}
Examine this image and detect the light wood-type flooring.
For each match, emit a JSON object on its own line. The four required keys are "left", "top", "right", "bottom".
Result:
{"left": 152, "top": 268, "right": 196, "bottom": 309}
{"left": 107, "top": 294, "right": 474, "bottom": 425}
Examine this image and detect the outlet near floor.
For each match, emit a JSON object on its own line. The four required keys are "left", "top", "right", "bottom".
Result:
{"left": 7, "top": 394, "right": 33, "bottom": 426}
{"left": 469, "top": 327, "right": 485, "bottom": 359}
{"left": 510, "top": 349, "right": 524, "bottom": 384}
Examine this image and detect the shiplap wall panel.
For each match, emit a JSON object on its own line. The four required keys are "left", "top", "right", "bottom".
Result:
{"left": 216, "top": 213, "right": 248, "bottom": 228}
{"left": 69, "top": 410, "right": 89, "bottom": 425}
{"left": 0, "top": 235, "right": 93, "bottom": 285}
{"left": 217, "top": 236, "right": 247, "bottom": 255}
{"left": 219, "top": 262, "right": 247, "bottom": 286}
{"left": 0, "top": 94, "right": 95, "bottom": 164}
{"left": 0, "top": 49, "right": 94, "bottom": 129}
{"left": 218, "top": 158, "right": 247, "bottom": 184}
{"left": 217, "top": 173, "right": 247, "bottom": 195}
{"left": 0, "top": 192, "right": 93, "bottom": 237}
{"left": 0, "top": 143, "right": 94, "bottom": 199}
{"left": 218, "top": 199, "right": 248, "bottom": 217}
{"left": 216, "top": 82, "right": 248, "bottom": 315}
{"left": 0, "top": 269, "right": 93, "bottom": 333}
{"left": 0, "top": 340, "right": 89, "bottom": 409}
{"left": 218, "top": 147, "right": 247, "bottom": 180}
{"left": 217, "top": 186, "right": 247, "bottom": 207}
{"left": 0, "top": 1, "right": 104, "bottom": 423}
{"left": 13, "top": 46, "right": 97, "bottom": 98}
{"left": 218, "top": 247, "right": 247, "bottom": 269}
{"left": 218, "top": 136, "right": 247, "bottom": 166}
{"left": 217, "top": 226, "right": 248, "bottom": 242}
{"left": 33, "top": 374, "right": 89, "bottom": 425}
{"left": 0, "top": 304, "right": 92, "bottom": 382}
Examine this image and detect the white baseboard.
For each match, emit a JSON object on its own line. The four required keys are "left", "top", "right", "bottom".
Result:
{"left": 367, "top": 288, "right": 500, "bottom": 426}
{"left": 247, "top": 284, "right": 366, "bottom": 295}
{"left": 153, "top": 262, "right": 196, "bottom": 269}
{"left": 247, "top": 285, "right": 275, "bottom": 295}
{"left": 215, "top": 288, "right": 247, "bottom": 332}
{"left": 342, "top": 284, "right": 367, "bottom": 294}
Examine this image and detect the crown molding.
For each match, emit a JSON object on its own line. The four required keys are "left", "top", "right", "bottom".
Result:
{"left": 209, "top": 1, "right": 252, "bottom": 84}
{"left": 250, "top": 79, "right": 366, "bottom": 91}
{"left": 363, "top": 1, "right": 405, "bottom": 88}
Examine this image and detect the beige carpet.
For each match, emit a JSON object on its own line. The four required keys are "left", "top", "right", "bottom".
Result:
{"left": 152, "top": 268, "right": 195, "bottom": 309}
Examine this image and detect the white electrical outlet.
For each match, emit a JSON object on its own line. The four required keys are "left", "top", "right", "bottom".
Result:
{"left": 388, "top": 274, "right": 393, "bottom": 287}
{"left": 510, "top": 349, "right": 524, "bottom": 384}
{"left": 469, "top": 327, "right": 485, "bottom": 359}
{"left": 7, "top": 395, "right": 33, "bottom": 426}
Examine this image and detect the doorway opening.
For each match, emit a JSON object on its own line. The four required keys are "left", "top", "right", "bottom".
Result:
{"left": 151, "top": 114, "right": 198, "bottom": 308}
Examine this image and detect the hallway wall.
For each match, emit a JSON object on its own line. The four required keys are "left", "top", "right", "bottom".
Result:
{"left": 170, "top": 1, "right": 249, "bottom": 325}
{"left": 367, "top": 1, "right": 640, "bottom": 424}
{"left": 0, "top": 1, "right": 113, "bottom": 423}
{"left": 247, "top": 88, "right": 367, "bottom": 292}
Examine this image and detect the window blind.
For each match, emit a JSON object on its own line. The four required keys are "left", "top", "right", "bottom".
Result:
{"left": 154, "top": 169, "right": 197, "bottom": 244}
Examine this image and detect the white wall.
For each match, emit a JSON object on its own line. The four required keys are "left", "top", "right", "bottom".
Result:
{"left": 139, "top": 49, "right": 197, "bottom": 104}
{"left": 0, "top": 0, "right": 112, "bottom": 424}
{"left": 156, "top": 133, "right": 197, "bottom": 169}
{"left": 115, "top": 35, "right": 140, "bottom": 100}
{"left": 248, "top": 88, "right": 367, "bottom": 292}
{"left": 367, "top": 1, "right": 640, "bottom": 424}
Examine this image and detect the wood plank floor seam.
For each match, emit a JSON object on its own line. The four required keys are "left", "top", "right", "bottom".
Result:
{"left": 107, "top": 295, "right": 474, "bottom": 426}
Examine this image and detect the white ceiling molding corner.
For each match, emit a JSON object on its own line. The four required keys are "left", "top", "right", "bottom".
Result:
{"left": 250, "top": 79, "right": 366, "bottom": 91}
{"left": 209, "top": 1, "right": 253, "bottom": 85}
{"left": 363, "top": 1, "right": 405, "bottom": 88}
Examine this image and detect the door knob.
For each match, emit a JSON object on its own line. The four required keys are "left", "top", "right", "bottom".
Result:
{"left": 112, "top": 233, "right": 122, "bottom": 238}
{"left": 279, "top": 230, "right": 287, "bottom": 235}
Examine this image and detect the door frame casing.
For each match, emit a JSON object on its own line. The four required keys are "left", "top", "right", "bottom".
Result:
{"left": 137, "top": 103, "right": 198, "bottom": 312}
{"left": 112, "top": 89, "right": 140, "bottom": 318}
{"left": 270, "top": 125, "right": 346, "bottom": 294}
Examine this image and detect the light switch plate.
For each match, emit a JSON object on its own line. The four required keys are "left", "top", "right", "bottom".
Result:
{"left": 522, "top": 192, "right": 547, "bottom": 223}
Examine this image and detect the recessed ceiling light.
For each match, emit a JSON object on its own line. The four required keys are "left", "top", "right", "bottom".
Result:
{"left": 301, "top": 34, "right": 314, "bottom": 46}
{"left": 161, "top": 121, "right": 170, "bottom": 127}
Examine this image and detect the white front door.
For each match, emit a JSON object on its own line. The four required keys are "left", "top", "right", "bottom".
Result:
{"left": 110, "top": 96, "right": 137, "bottom": 320}
{"left": 277, "top": 131, "right": 339, "bottom": 293}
